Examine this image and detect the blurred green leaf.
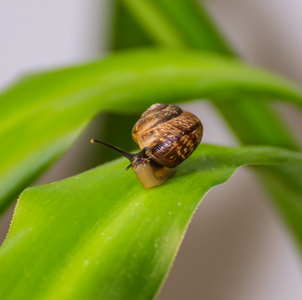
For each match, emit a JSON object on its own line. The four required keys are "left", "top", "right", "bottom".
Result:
{"left": 111, "top": 1, "right": 154, "bottom": 49}
{"left": 1, "top": 49, "right": 302, "bottom": 214}
{"left": 118, "top": 0, "right": 232, "bottom": 53}
{"left": 0, "top": 144, "right": 301, "bottom": 300}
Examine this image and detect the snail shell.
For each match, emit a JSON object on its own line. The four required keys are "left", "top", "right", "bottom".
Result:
{"left": 132, "top": 103, "right": 203, "bottom": 168}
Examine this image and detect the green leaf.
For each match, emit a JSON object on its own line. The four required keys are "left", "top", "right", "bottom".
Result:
{"left": 1, "top": 49, "right": 302, "bottom": 214}
{"left": 118, "top": 0, "right": 232, "bottom": 53}
{"left": 111, "top": 1, "right": 153, "bottom": 49}
{"left": 0, "top": 145, "right": 301, "bottom": 300}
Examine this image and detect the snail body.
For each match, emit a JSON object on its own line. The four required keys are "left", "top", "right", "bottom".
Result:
{"left": 91, "top": 103, "right": 203, "bottom": 188}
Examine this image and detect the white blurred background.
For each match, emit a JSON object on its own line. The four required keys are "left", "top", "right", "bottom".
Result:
{"left": 0, "top": 1, "right": 301, "bottom": 299}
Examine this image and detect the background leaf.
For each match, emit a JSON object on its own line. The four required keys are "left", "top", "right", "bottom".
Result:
{"left": 1, "top": 49, "right": 301, "bottom": 214}
{"left": 0, "top": 145, "right": 301, "bottom": 300}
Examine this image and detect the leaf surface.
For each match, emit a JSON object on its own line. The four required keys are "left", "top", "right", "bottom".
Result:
{"left": 0, "top": 145, "right": 301, "bottom": 300}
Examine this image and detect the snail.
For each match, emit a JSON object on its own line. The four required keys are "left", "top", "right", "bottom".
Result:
{"left": 91, "top": 103, "right": 203, "bottom": 188}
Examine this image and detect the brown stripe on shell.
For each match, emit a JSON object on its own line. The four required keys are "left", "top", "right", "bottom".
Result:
{"left": 132, "top": 104, "right": 183, "bottom": 144}
{"left": 132, "top": 105, "right": 203, "bottom": 168}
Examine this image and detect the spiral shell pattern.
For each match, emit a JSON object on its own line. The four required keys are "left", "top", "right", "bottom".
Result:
{"left": 132, "top": 103, "right": 203, "bottom": 168}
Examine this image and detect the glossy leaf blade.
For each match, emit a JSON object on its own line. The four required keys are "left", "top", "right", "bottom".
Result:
{"left": 0, "top": 145, "right": 301, "bottom": 300}
{"left": 1, "top": 49, "right": 302, "bottom": 213}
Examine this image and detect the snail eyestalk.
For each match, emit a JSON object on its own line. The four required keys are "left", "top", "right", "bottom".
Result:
{"left": 90, "top": 138, "right": 174, "bottom": 188}
{"left": 90, "top": 138, "right": 135, "bottom": 162}
{"left": 90, "top": 138, "right": 150, "bottom": 169}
